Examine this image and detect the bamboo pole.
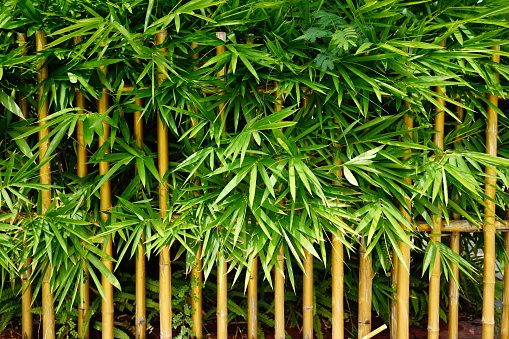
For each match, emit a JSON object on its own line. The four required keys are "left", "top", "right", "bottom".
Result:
{"left": 36, "top": 30, "right": 56, "bottom": 339}
{"left": 303, "top": 249, "right": 314, "bottom": 339}
{"left": 331, "top": 119, "right": 344, "bottom": 339}
{"left": 134, "top": 94, "right": 146, "bottom": 339}
{"left": 244, "top": 33, "right": 259, "bottom": 339}
{"left": 215, "top": 31, "right": 229, "bottom": 339}
{"left": 74, "top": 35, "right": 90, "bottom": 339}
{"left": 501, "top": 207, "right": 509, "bottom": 339}
{"left": 248, "top": 256, "right": 258, "bottom": 339}
{"left": 273, "top": 90, "right": 285, "bottom": 339}
{"left": 97, "top": 43, "right": 114, "bottom": 339}
{"left": 482, "top": 45, "right": 500, "bottom": 339}
{"left": 301, "top": 96, "right": 314, "bottom": 339}
{"left": 448, "top": 104, "right": 464, "bottom": 339}
{"left": 18, "top": 31, "right": 33, "bottom": 339}
{"left": 358, "top": 236, "right": 372, "bottom": 338}
{"left": 189, "top": 41, "right": 203, "bottom": 339}
{"left": 395, "top": 108, "right": 413, "bottom": 339}
{"left": 427, "top": 81, "right": 445, "bottom": 339}
{"left": 155, "top": 30, "right": 172, "bottom": 339}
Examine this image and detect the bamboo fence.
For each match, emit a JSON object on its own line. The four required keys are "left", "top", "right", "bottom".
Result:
{"left": 8, "top": 31, "right": 509, "bottom": 339}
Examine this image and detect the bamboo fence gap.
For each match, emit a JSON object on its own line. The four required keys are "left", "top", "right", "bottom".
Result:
{"left": 155, "top": 30, "right": 172, "bottom": 339}
{"left": 448, "top": 103, "right": 464, "bottom": 339}
{"left": 189, "top": 41, "right": 204, "bottom": 339}
{"left": 428, "top": 79, "right": 446, "bottom": 339}
{"left": 36, "top": 30, "right": 56, "bottom": 339}
{"left": 215, "top": 31, "right": 229, "bottom": 339}
{"left": 482, "top": 45, "right": 500, "bottom": 338}
{"left": 358, "top": 236, "right": 372, "bottom": 338}
{"left": 97, "top": 42, "right": 114, "bottom": 339}
{"left": 332, "top": 118, "right": 344, "bottom": 339}
{"left": 134, "top": 90, "right": 146, "bottom": 339}
{"left": 74, "top": 34, "right": 90, "bottom": 339}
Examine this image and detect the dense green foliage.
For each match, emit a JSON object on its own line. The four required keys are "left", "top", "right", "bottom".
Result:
{"left": 1, "top": 0, "right": 509, "bottom": 334}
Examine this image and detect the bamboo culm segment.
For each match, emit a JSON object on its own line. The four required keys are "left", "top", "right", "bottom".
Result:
{"left": 215, "top": 31, "right": 229, "bottom": 339}
{"left": 427, "top": 83, "right": 445, "bottom": 339}
{"left": 448, "top": 104, "right": 464, "bottom": 339}
{"left": 98, "top": 52, "right": 114, "bottom": 339}
{"left": 482, "top": 46, "right": 500, "bottom": 339}
{"left": 155, "top": 30, "right": 172, "bottom": 339}
{"left": 501, "top": 225, "right": 509, "bottom": 339}
{"left": 19, "top": 31, "right": 32, "bottom": 339}
{"left": 75, "top": 39, "right": 90, "bottom": 337}
{"left": 189, "top": 41, "right": 204, "bottom": 339}
{"left": 134, "top": 98, "right": 146, "bottom": 339}
{"left": 332, "top": 128, "right": 344, "bottom": 339}
{"left": 36, "top": 30, "right": 56, "bottom": 339}
{"left": 248, "top": 256, "right": 258, "bottom": 339}
{"left": 396, "top": 111, "right": 413, "bottom": 339}
{"left": 358, "top": 236, "right": 372, "bottom": 338}
{"left": 303, "top": 249, "right": 314, "bottom": 339}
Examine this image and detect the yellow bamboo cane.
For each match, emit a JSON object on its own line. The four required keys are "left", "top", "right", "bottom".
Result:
{"left": 303, "top": 249, "right": 314, "bottom": 339}
{"left": 134, "top": 94, "right": 146, "bottom": 339}
{"left": 358, "top": 236, "right": 372, "bottom": 338}
{"left": 97, "top": 44, "right": 114, "bottom": 339}
{"left": 482, "top": 45, "right": 500, "bottom": 339}
{"left": 427, "top": 83, "right": 445, "bottom": 339}
{"left": 73, "top": 35, "right": 91, "bottom": 339}
{"left": 215, "top": 31, "right": 229, "bottom": 339}
{"left": 273, "top": 90, "right": 285, "bottom": 339}
{"left": 248, "top": 256, "right": 258, "bottom": 339}
{"left": 155, "top": 30, "right": 172, "bottom": 339}
{"left": 189, "top": 41, "right": 203, "bottom": 339}
{"left": 501, "top": 208, "right": 509, "bottom": 339}
{"left": 36, "top": 30, "right": 56, "bottom": 339}
{"left": 244, "top": 34, "right": 259, "bottom": 339}
{"left": 396, "top": 108, "right": 413, "bottom": 339}
{"left": 301, "top": 96, "right": 314, "bottom": 339}
{"left": 17, "top": 32, "right": 33, "bottom": 339}
{"left": 448, "top": 104, "right": 464, "bottom": 339}
{"left": 332, "top": 134, "right": 344, "bottom": 339}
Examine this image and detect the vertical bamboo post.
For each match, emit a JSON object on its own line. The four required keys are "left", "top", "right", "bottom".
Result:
{"left": 427, "top": 81, "right": 445, "bottom": 339}
{"left": 134, "top": 94, "right": 146, "bottom": 339}
{"left": 358, "top": 236, "right": 372, "bottom": 338}
{"left": 248, "top": 256, "right": 258, "bottom": 339}
{"left": 501, "top": 208, "right": 509, "bottom": 339}
{"left": 273, "top": 90, "right": 285, "bottom": 339}
{"left": 302, "top": 95, "right": 314, "bottom": 339}
{"left": 97, "top": 43, "right": 114, "bottom": 339}
{"left": 448, "top": 104, "right": 464, "bottom": 339}
{"left": 244, "top": 33, "right": 258, "bottom": 339}
{"left": 332, "top": 127, "right": 344, "bottom": 339}
{"left": 396, "top": 107, "right": 413, "bottom": 339}
{"left": 390, "top": 254, "right": 397, "bottom": 339}
{"left": 482, "top": 45, "right": 500, "bottom": 339}
{"left": 155, "top": 30, "right": 172, "bottom": 339}
{"left": 18, "top": 32, "right": 33, "bottom": 339}
{"left": 303, "top": 249, "right": 314, "bottom": 339}
{"left": 36, "top": 30, "right": 56, "bottom": 339}
{"left": 75, "top": 35, "right": 90, "bottom": 339}
{"left": 189, "top": 41, "right": 203, "bottom": 339}
{"left": 215, "top": 31, "right": 229, "bottom": 339}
